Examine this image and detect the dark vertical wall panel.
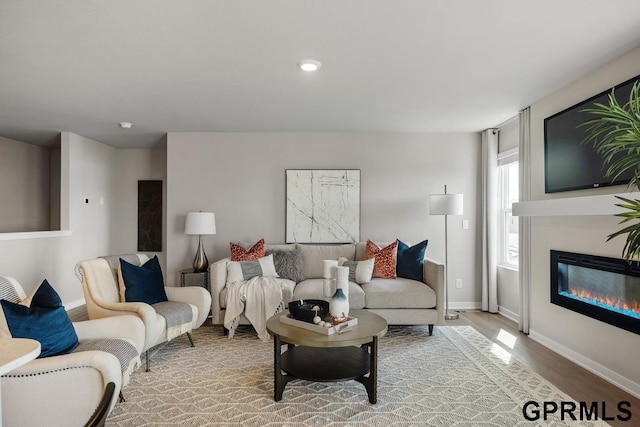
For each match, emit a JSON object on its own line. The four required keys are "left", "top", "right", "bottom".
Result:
{"left": 138, "top": 180, "right": 162, "bottom": 251}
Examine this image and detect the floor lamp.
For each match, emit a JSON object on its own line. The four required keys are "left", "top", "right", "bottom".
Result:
{"left": 429, "top": 185, "right": 464, "bottom": 320}
{"left": 185, "top": 212, "right": 216, "bottom": 272}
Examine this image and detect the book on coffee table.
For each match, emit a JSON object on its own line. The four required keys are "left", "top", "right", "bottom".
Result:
{"left": 279, "top": 314, "right": 358, "bottom": 335}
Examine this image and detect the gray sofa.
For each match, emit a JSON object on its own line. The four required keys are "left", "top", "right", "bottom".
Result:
{"left": 209, "top": 242, "right": 445, "bottom": 335}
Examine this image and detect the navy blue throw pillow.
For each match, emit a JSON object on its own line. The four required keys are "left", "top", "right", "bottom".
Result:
{"left": 0, "top": 279, "right": 79, "bottom": 358}
{"left": 396, "top": 239, "right": 428, "bottom": 281}
{"left": 120, "top": 255, "right": 168, "bottom": 305}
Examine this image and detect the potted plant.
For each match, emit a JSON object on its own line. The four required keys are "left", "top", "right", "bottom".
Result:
{"left": 581, "top": 80, "right": 640, "bottom": 260}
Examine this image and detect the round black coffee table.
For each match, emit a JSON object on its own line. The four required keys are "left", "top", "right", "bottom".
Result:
{"left": 266, "top": 309, "right": 388, "bottom": 403}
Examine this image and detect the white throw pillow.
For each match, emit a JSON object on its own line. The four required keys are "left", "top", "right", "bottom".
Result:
{"left": 337, "top": 257, "right": 374, "bottom": 284}
{"left": 226, "top": 254, "right": 279, "bottom": 284}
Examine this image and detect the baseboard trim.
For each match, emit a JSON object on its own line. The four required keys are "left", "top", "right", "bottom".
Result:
{"left": 498, "top": 306, "right": 519, "bottom": 323}
{"left": 449, "top": 302, "right": 481, "bottom": 311}
{"left": 64, "top": 298, "right": 86, "bottom": 311}
{"left": 529, "top": 329, "right": 640, "bottom": 399}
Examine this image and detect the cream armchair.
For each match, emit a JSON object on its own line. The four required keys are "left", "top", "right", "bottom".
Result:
{"left": 0, "top": 276, "right": 145, "bottom": 427}
{"left": 76, "top": 254, "right": 211, "bottom": 371}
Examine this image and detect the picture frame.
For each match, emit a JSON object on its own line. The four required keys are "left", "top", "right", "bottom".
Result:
{"left": 138, "top": 180, "right": 163, "bottom": 251}
{"left": 285, "top": 169, "right": 360, "bottom": 243}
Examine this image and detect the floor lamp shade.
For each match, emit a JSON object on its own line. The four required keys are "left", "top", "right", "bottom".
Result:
{"left": 429, "top": 193, "right": 464, "bottom": 216}
{"left": 429, "top": 187, "right": 463, "bottom": 321}
{"left": 185, "top": 212, "right": 216, "bottom": 272}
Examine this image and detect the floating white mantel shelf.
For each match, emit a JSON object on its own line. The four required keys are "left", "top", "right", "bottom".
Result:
{"left": 513, "top": 192, "right": 640, "bottom": 217}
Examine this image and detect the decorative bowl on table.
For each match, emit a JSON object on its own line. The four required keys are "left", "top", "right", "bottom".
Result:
{"left": 288, "top": 300, "right": 329, "bottom": 324}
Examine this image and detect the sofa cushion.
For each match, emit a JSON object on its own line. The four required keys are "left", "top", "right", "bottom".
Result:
{"left": 355, "top": 241, "right": 396, "bottom": 261}
{"left": 361, "top": 278, "right": 436, "bottom": 309}
{"left": 297, "top": 244, "right": 356, "bottom": 279}
{"left": 220, "top": 278, "right": 296, "bottom": 309}
{"left": 226, "top": 254, "right": 279, "bottom": 284}
{"left": 338, "top": 257, "right": 374, "bottom": 284}
{"left": 119, "top": 255, "right": 168, "bottom": 305}
{"left": 396, "top": 239, "right": 428, "bottom": 281}
{"left": 1, "top": 280, "right": 79, "bottom": 358}
{"left": 230, "top": 239, "right": 265, "bottom": 261}
{"left": 240, "top": 242, "right": 296, "bottom": 252}
{"left": 266, "top": 249, "right": 305, "bottom": 282}
{"left": 292, "top": 279, "right": 365, "bottom": 309}
{"left": 365, "top": 240, "right": 398, "bottom": 279}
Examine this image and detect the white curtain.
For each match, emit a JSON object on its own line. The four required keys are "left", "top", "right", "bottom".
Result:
{"left": 518, "top": 107, "right": 532, "bottom": 333}
{"left": 481, "top": 129, "right": 498, "bottom": 313}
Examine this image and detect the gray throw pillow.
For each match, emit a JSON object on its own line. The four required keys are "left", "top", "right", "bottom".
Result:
{"left": 267, "top": 249, "right": 305, "bottom": 283}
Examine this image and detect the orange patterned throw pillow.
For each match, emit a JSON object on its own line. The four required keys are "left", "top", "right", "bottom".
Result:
{"left": 365, "top": 240, "right": 398, "bottom": 279}
{"left": 230, "top": 239, "right": 266, "bottom": 261}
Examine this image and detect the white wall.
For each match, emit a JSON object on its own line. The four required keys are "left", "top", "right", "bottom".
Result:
{"left": 0, "top": 133, "right": 117, "bottom": 305}
{"left": 528, "top": 46, "right": 640, "bottom": 395}
{"left": 166, "top": 132, "right": 482, "bottom": 305}
{"left": 497, "top": 267, "right": 518, "bottom": 321}
{"left": 0, "top": 136, "right": 52, "bottom": 232}
{"left": 112, "top": 148, "right": 167, "bottom": 270}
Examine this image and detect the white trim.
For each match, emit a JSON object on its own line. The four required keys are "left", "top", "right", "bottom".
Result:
{"left": 498, "top": 306, "right": 519, "bottom": 323}
{"left": 495, "top": 114, "right": 519, "bottom": 130}
{"left": 497, "top": 147, "right": 519, "bottom": 165}
{"left": 64, "top": 298, "right": 86, "bottom": 311}
{"left": 0, "top": 230, "right": 73, "bottom": 241}
{"left": 529, "top": 329, "right": 640, "bottom": 399}
{"left": 449, "top": 302, "right": 482, "bottom": 311}
{"left": 513, "top": 191, "right": 640, "bottom": 217}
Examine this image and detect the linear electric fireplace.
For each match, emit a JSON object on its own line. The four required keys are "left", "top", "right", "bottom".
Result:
{"left": 550, "top": 250, "right": 640, "bottom": 335}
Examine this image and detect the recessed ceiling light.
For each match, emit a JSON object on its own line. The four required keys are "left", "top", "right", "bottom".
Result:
{"left": 298, "top": 59, "right": 321, "bottom": 72}
{"left": 119, "top": 122, "right": 133, "bottom": 129}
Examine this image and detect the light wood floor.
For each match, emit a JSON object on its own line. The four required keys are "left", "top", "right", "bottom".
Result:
{"left": 70, "top": 306, "right": 638, "bottom": 424}
{"left": 449, "top": 310, "right": 639, "bottom": 426}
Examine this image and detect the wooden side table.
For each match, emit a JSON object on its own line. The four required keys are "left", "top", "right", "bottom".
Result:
{"left": 180, "top": 269, "right": 209, "bottom": 291}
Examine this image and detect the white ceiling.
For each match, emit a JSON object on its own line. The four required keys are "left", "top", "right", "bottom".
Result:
{"left": 1, "top": 0, "right": 640, "bottom": 148}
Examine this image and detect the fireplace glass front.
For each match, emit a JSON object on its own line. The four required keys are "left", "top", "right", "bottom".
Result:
{"left": 550, "top": 250, "right": 640, "bottom": 335}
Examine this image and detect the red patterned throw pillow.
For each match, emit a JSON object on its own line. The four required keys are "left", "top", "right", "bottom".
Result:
{"left": 365, "top": 240, "right": 398, "bottom": 279}
{"left": 230, "top": 239, "right": 266, "bottom": 261}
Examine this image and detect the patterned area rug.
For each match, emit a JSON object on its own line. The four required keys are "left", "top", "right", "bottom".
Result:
{"left": 107, "top": 325, "right": 609, "bottom": 426}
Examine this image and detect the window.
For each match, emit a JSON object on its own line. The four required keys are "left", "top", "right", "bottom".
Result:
{"left": 498, "top": 149, "right": 519, "bottom": 268}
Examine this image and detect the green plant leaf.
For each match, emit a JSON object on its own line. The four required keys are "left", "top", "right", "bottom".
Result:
{"left": 580, "top": 82, "right": 640, "bottom": 260}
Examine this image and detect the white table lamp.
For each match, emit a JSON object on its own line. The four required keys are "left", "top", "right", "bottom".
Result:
{"left": 185, "top": 212, "right": 216, "bottom": 272}
{"left": 429, "top": 185, "right": 463, "bottom": 320}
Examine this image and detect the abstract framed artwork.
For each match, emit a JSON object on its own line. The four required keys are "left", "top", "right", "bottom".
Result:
{"left": 138, "top": 180, "right": 163, "bottom": 251}
{"left": 286, "top": 169, "right": 360, "bottom": 243}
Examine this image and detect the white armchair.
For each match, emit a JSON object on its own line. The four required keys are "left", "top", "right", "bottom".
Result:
{"left": 75, "top": 254, "right": 211, "bottom": 371}
{"left": 0, "top": 276, "right": 144, "bottom": 427}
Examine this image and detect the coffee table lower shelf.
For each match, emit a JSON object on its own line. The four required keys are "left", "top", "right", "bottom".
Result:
{"left": 281, "top": 346, "right": 370, "bottom": 381}
{"left": 274, "top": 335, "right": 378, "bottom": 403}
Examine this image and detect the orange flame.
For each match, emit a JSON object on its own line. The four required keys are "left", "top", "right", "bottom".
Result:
{"left": 568, "top": 288, "right": 640, "bottom": 316}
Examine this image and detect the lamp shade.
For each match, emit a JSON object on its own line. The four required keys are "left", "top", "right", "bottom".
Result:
{"left": 185, "top": 212, "right": 216, "bottom": 235}
{"left": 429, "top": 194, "right": 463, "bottom": 216}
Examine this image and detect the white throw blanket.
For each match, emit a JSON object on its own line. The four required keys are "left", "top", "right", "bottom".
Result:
{"left": 223, "top": 276, "right": 284, "bottom": 341}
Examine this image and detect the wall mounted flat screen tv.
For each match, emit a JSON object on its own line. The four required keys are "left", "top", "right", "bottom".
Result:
{"left": 544, "top": 74, "right": 639, "bottom": 193}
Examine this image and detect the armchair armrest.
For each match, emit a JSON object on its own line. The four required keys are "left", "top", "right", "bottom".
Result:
{"left": 6, "top": 350, "right": 122, "bottom": 385}
{"left": 209, "top": 258, "right": 230, "bottom": 325}
{"left": 73, "top": 315, "right": 145, "bottom": 354}
{"left": 165, "top": 286, "right": 212, "bottom": 329}
{"left": 423, "top": 257, "right": 445, "bottom": 324}
{"left": 86, "top": 299, "right": 157, "bottom": 328}
{"left": 2, "top": 351, "right": 122, "bottom": 427}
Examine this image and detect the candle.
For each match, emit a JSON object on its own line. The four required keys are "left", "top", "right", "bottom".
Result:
{"left": 323, "top": 259, "right": 338, "bottom": 279}
{"left": 323, "top": 278, "right": 332, "bottom": 297}
{"left": 336, "top": 265, "right": 349, "bottom": 296}
{"left": 335, "top": 265, "right": 349, "bottom": 281}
